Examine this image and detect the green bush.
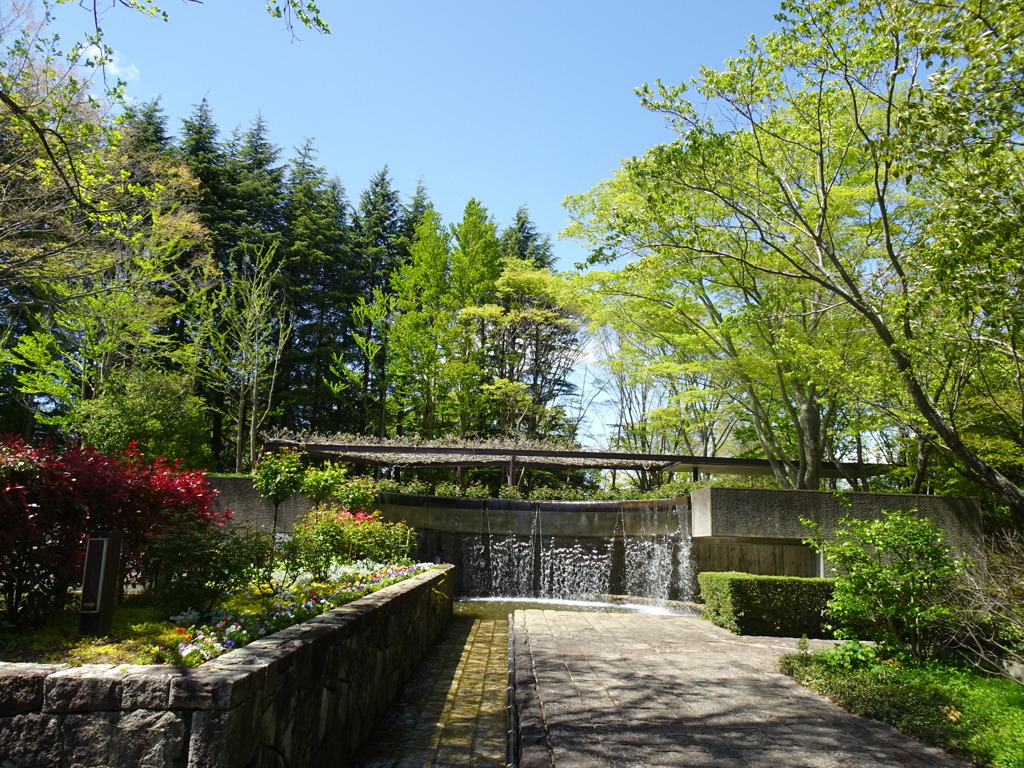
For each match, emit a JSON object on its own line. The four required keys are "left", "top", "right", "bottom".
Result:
{"left": 288, "top": 506, "right": 414, "bottom": 580}
{"left": 460, "top": 482, "right": 490, "bottom": 499}
{"left": 433, "top": 481, "right": 460, "bottom": 497}
{"left": 334, "top": 475, "right": 379, "bottom": 510}
{"left": 399, "top": 479, "right": 431, "bottom": 495}
{"left": 145, "top": 516, "right": 275, "bottom": 614}
{"left": 300, "top": 462, "right": 349, "bottom": 504}
{"left": 498, "top": 485, "right": 523, "bottom": 500}
{"left": 698, "top": 571, "right": 834, "bottom": 638}
{"left": 803, "top": 509, "right": 969, "bottom": 659}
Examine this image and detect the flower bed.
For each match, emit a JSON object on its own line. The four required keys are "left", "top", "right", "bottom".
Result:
{"left": 0, "top": 565, "right": 454, "bottom": 768}
{"left": 172, "top": 562, "right": 433, "bottom": 665}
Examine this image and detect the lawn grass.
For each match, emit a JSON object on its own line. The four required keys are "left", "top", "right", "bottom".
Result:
{"left": 779, "top": 646, "right": 1024, "bottom": 768}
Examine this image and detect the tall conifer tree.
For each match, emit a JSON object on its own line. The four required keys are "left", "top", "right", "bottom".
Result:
{"left": 278, "top": 140, "right": 357, "bottom": 432}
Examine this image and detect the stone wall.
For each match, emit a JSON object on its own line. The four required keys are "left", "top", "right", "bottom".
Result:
{"left": 0, "top": 566, "right": 454, "bottom": 768}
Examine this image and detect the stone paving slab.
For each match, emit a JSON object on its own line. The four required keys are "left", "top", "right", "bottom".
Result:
{"left": 511, "top": 610, "right": 973, "bottom": 768}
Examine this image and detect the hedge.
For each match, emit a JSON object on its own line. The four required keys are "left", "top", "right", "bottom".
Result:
{"left": 697, "top": 571, "right": 834, "bottom": 638}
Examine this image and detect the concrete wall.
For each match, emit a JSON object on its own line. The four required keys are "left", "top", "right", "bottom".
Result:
{"left": 207, "top": 475, "right": 313, "bottom": 533}
{"left": 690, "top": 487, "right": 983, "bottom": 577}
{"left": 690, "top": 487, "right": 982, "bottom": 550}
{"left": 0, "top": 567, "right": 454, "bottom": 768}
{"left": 378, "top": 493, "right": 686, "bottom": 537}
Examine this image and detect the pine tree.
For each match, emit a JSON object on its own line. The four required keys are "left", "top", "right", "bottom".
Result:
{"left": 222, "top": 114, "right": 286, "bottom": 265}
{"left": 180, "top": 99, "right": 229, "bottom": 263}
{"left": 278, "top": 140, "right": 358, "bottom": 433}
{"left": 348, "top": 168, "right": 406, "bottom": 434}
{"left": 499, "top": 205, "right": 555, "bottom": 268}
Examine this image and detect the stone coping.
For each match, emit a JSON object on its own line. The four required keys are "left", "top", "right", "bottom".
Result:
{"left": 1, "top": 566, "right": 452, "bottom": 716}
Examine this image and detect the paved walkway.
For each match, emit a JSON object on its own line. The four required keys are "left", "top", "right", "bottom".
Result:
{"left": 511, "top": 610, "right": 972, "bottom": 768}
{"left": 351, "top": 607, "right": 508, "bottom": 768}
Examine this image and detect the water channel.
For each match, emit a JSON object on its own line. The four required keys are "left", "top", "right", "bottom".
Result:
{"left": 352, "top": 497, "right": 699, "bottom": 766}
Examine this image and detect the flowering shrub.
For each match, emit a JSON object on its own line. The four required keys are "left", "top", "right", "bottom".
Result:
{"left": 287, "top": 505, "right": 414, "bottom": 580}
{"left": 0, "top": 436, "right": 223, "bottom": 625}
{"left": 170, "top": 563, "right": 432, "bottom": 666}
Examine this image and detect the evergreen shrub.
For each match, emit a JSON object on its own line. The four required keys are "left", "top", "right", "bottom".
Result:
{"left": 698, "top": 571, "right": 834, "bottom": 638}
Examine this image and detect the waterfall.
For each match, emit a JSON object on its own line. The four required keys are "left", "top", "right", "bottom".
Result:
{"left": 449, "top": 499, "right": 693, "bottom": 603}
{"left": 540, "top": 539, "right": 613, "bottom": 600}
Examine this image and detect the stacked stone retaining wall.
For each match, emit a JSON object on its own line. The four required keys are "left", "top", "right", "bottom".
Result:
{"left": 0, "top": 566, "right": 454, "bottom": 768}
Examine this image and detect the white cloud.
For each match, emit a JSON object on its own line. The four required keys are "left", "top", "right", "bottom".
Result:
{"left": 83, "top": 44, "right": 141, "bottom": 81}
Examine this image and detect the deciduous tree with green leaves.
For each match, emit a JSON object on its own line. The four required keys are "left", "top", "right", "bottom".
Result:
{"left": 566, "top": 0, "right": 1024, "bottom": 520}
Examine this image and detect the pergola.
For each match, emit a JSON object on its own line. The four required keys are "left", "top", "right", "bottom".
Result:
{"left": 262, "top": 437, "right": 891, "bottom": 485}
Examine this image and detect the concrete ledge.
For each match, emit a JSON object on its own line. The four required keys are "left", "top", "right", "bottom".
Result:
{"left": 0, "top": 566, "right": 454, "bottom": 768}
{"left": 691, "top": 487, "right": 982, "bottom": 555}
{"left": 378, "top": 493, "right": 688, "bottom": 537}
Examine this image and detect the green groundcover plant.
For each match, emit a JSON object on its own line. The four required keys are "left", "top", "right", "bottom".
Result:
{"left": 0, "top": 563, "right": 436, "bottom": 668}
{"left": 780, "top": 645, "right": 1024, "bottom": 768}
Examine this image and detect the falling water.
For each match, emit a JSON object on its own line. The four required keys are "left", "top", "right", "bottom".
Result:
{"left": 455, "top": 500, "right": 693, "bottom": 603}
{"left": 622, "top": 509, "right": 674, "bottom": 600}
{"left": 540, "top": 539, "right": 614, "bottom": 599}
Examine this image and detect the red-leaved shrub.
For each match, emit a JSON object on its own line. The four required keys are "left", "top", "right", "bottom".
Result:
{"left": 0, "top": 436, "right": 224, "bottom": 625}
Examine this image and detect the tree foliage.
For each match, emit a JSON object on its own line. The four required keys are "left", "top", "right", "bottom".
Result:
{"left": 566, "top": 0, "right": 1024, "bottom": 516}
{"left": 804, "top": 509, "right": 968, "bottom": 660}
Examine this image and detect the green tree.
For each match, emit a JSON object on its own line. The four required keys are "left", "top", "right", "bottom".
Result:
{"left": 251, "top": 446, "right": 305, "bottom": 539}
{"left": 500, "top": 205, "right": 555, "bottom": 269}
{"left": 348, "top": 168, "right": 409, "bottom": 435}
{"left": 188, "top": 244, "right": 291, "bottom": 472}
{"left": 71, "top": 368, "right": 212, "bottom": 468}
{"left": 278, "top": 140, "right": 357, "bottom": 433}
{"left": 488, "top": 260, "right": 584, "bottom": 441}
{"left": 384, "top": 207, "right": 456, "bottom": 437}
{"left": 222, "top": 115, "right": 286, "bottom": 265}
{"left": 566, "top": 0, "right": 1024, "bottom": 517}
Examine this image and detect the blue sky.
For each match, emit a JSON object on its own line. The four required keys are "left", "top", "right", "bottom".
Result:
{"left": 52, "top": 0, "right": 783, "bottom": 271}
